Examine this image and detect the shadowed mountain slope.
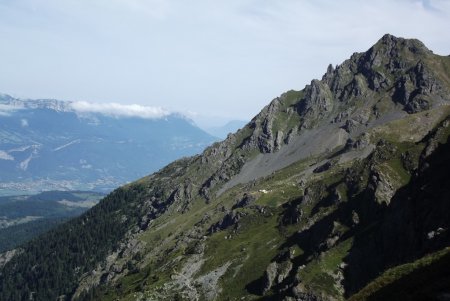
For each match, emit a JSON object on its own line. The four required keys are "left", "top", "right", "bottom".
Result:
{"left": 1, "top": 34, "right": 450, "bottom": 301}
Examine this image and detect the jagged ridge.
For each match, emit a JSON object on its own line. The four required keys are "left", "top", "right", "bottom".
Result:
{"left": 1, "top": 34, "right": 450, "bottom": 301}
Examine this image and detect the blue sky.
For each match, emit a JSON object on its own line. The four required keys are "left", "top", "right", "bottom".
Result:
{"left": 0, "top": 0, "right": 449, "bottom": 127}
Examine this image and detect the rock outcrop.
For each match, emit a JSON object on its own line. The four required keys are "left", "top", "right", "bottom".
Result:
{"left": 1, "top": 34, "right": 450, "bottom": 301}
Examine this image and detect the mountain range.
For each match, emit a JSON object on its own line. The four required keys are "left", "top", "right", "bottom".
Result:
{"left": 1, "top": 34, "right": 450, "bottom": 301}
{"left": 0, "top": 96, "right": 217, "bottom": 194}
{"left": 206, "top": 120, "right": 248, "bottom": 139}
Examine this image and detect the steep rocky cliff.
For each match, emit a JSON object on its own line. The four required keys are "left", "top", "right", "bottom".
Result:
{"left": 1, "top": 34, "right": 450, "bottom": 301}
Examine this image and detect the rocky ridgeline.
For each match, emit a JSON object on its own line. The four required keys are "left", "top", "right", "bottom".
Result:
{"left": 196, "top": 34, "right": 449, "bottom": 202}
{"left": 63, "top": 35, "right": 450, "bottom": 300}
{"left": 1, "top": 34, "right": 450, "bottom": 301}
{"left": 235, "top": 35, "right": 448, "bottom": 156}
{"left": 84, "top": 35, "right": 449, "bottom": 300}
{"left": 0, "top": 95, "right": 72, "bottom": 112}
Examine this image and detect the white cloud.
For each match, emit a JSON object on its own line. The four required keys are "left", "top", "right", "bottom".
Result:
{"left": 0, "top": 150, "right": 14, "bottom": 161}
{"left": 0, "top": 104, "right": 20, "bottom": 112}
{"left": 21, "top": 118, "right": 28, "bottom": 127}
{"left": 0, "top": 0, "right": 449, "bottom": 125}
{"left": 0, "top": 103, "right": 23, "bottom": 116}
{"left": 70, "top": 101, "right": 170, "bottom": 119}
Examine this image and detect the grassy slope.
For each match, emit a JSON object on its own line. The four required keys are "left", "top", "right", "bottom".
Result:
{"left": 349, "top": 247, "right": 450, "bottom": 301}
{"left": 91, "top": 107, "right": 450, "bottom": 301}
{"left": 3, "top": 37, "right": 449, "bottom": 301}
{"left": 73, "top": 46, "right": 450, "bottom": 301}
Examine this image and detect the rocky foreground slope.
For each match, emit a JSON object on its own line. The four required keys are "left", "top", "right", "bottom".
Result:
{"left": 1, "top": 34, "right": 450, "bottom": 301}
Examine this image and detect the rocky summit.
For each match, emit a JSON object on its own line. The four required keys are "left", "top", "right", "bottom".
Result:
{"left": 1, "top": 34, "right": 450, "bottom": 301}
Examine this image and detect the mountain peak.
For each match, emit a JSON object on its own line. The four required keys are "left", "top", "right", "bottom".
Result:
{"left": 355, "top": 34, "right": 432, "bottom": 76}
{"left": 1, "top": 35, "right": 450, "bottom": 301}
{"left": 373, "top": 33, "right": 432, "bottom": 55}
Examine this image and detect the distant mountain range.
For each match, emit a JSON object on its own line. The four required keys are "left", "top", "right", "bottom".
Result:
{"left": 0, "top": 95, "right": 217, "bottom": 194}
{"left": 2, "top": 35, "right": 450, "bottom": 301}
{"left": 205, "top": 120, "right": 247, "bottom": 139}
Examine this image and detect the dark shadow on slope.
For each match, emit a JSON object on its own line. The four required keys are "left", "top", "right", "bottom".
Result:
{"left": 247, "top": 126, "right": 450, "bottom": 300}
{"left": 310, "top": 182, "right": 341, "bottom": 216}
{"left": 362, "top": 250, "right": 450, "bottom": 301}
{"left": 246, "top": 184, "right": 385, "bottom": 299}
{"left": 344, "top": 136, "right": 450, "bottom": 297}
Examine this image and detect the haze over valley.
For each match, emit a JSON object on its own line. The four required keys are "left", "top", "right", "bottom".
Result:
{"left": 1, "top": 1, "right": 450, "bottom": 301}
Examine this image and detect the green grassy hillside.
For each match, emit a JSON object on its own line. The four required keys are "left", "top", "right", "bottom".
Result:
{"left": 1, "top": 34, "right": 450, "bottom": 301}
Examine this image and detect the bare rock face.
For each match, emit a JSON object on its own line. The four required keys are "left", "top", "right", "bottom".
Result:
{"left": 0, "top": 249, "right": 21, "bottom": 269}
{"left": 232, "top": 193, "right": 255, "bottom": 210}
{"left": 258, "top": 112, "right": 275, "bottom": 153}
{"left": 240, "top": 97, "right": 281, "bottom": 154}
{"left": 371, "top": 170, "right": 396, "bottom": 205}
{"left": 341, "top": 119, "right": 360, "bottom": 134}
{"left": 422, "top": 117, "right": 450, "bottom": 159}
{"left": 170, "top": 181, "right": 195, "bottom": 213}
{"left": 281, "top": 200, "right": 304, "bottom": 225}
{"left": 291, "top": 284, "right": 325, "bottom": 301}
{"left": 275, "top": 130, "right": 284, "bottom": 151}
{"left": 323, "top": 33, "right": 448, "bottom": 118}
{"left": 392, "top": 61, "right": 445, "bottom": 113}
{"left": 303, "top": 185, "right": 325, "bottom": 205}
{"left": 393, "top": 75, "right": 414, "bottom": 105}
{"left": 352, "top": 133, "right": 370, "bottom": 150}
{"left": 313, "top": 161, "right": 334, "bottom": 173}
{"left": 200, "top": 154, "right": 246, "bottom": 200}
{"left": 359, "top": 35, "right": 427, "bottom": 79}
{"left": 284, "top": 127, "right": 298, "bottom": 144}
{"left": 361, "top": 34, "right": 448, "bottom": 113}
{"left": 261, "top": 260, "right": 293, "bottom": 294}
{"left": 298, "top": 80, "right": 334, "bottom": 128}
{"left": 208, "top": 210, "right": 246, "bottom": 233}
{"left": 262, "top": 262, "right": 278, "bottom": 294}
{"left": 2, "top": 34, "right": 450, "bottom": 301}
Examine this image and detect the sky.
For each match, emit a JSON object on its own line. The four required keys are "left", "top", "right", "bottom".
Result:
{"left": 0, "top": 0, "right": 449, "bottom": 128}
